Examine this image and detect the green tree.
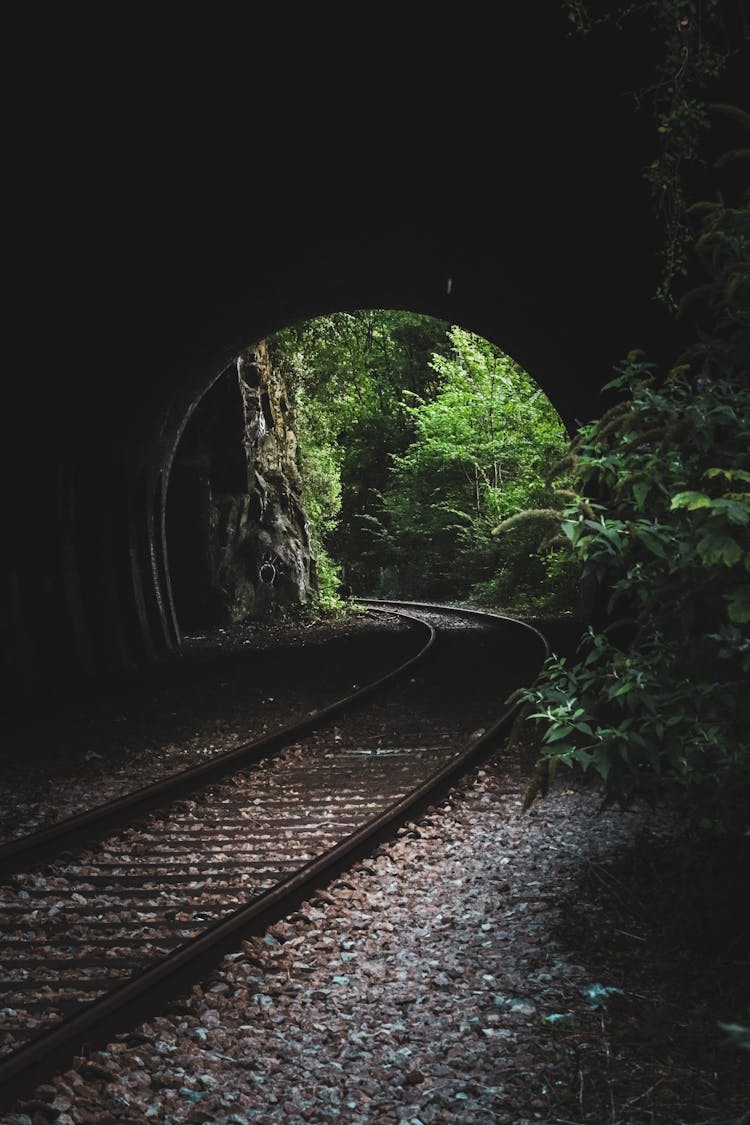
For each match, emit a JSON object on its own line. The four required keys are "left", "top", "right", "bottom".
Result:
{"left": 375, "top": 327, "right": 572, "bottom": 607}
{"left": 269, "top": 310, "right": 452, "bottom": 598}
{"left": 271, "top": 315, "right": 573, "bottom": 611}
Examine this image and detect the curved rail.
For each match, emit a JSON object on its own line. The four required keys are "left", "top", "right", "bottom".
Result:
{"left": 0, "top": 604, "right": 547, "bottom": 1111}
{"left": 357, "top": 597, "right": 550, "bottom": 658}
{"left": 0, "top": 608, "right": 434, "bottom": 876}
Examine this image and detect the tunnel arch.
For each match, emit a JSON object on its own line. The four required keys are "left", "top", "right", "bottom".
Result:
{"left": 149, "top": 290, "right": 591, "bottom": 655}
{"left": 158, "top": 307, "right": 579, "bottom": 640}
{"left": 10, "top": 0, "right": 743, "bottom": 705}
{"left": 0, "top": 258, "right": 675, "bottom": 711}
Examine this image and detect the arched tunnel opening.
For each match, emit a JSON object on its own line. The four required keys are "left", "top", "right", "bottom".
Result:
{"left": 163, "top": 311, "right": 579, "bottom": 644}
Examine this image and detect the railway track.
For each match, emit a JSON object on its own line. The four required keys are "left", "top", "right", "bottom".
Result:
{"left": 0, "top": 601, "right": 547, "bottom": 1111}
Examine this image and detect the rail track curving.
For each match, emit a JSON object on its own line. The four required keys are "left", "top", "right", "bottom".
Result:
{"left": 0, "top": 601, "right": 547, "bottom": 1110}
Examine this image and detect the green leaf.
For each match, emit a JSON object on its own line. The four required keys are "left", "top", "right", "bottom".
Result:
{"left": 632, "top": 481, "right": 651, "bottom": 509}
{"left": 697, "top": 531, "right": 743, "bottom": 567}
{"left": 637, "top": 530, "right": 668, "bottom": 559}
{"left": 671, "top": 491, "right": 713, "bottom": 510}
{"left": 704, "top": 467, "right": 750, "bottom": 484}
{"left": 711, "top": 497, "right": 750, "bottom": 526}
{"left": 726, "top": 586, "right": 750, "bottom": 623}
{"left": 543, "top": 724, "right": 574, "bottom": 743}
{"left": 594, "top": 755, "right": 611, "bottom": 781}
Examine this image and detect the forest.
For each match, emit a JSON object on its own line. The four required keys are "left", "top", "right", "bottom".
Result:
{"left": 269, "top": 313, "right": 577, "bottom": 616}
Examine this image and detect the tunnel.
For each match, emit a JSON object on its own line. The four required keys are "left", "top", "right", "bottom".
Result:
{"left": 2, "top": 9, "right": 746, "bottom": 712}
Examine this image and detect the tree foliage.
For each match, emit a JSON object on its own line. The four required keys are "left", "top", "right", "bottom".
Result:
{"left": 269, "top": 313, "right": 574, "bottom": 613}
{"left": 372, "top": 327, "right": 573, "bottom": 608}
{"left": 269, "top": 310, "right": 453, "bottom": 605}
{"left": 523, "top": 361, "right": 750, "bottom": 824}
{"left": 519, "top": 109, "right": 750, "bottom": 830}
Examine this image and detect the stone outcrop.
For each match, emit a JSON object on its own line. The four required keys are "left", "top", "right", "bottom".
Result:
{"left": 167, "top": 344, "right": 315, "bottom": 628}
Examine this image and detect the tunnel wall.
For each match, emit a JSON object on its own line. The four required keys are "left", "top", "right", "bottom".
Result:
{"left": 3, "top": 12, "right": 746, "bottom": 708}
{"left": 166, "top": 346, "right": 314, "bottom": 629}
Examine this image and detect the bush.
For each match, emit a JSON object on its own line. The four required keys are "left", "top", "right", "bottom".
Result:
{"left": 522, "top": 359, "right": 750, "bottom": 831}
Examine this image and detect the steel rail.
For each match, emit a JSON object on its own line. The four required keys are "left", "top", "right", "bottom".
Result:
{"left": 0, "top": 605, "right": 548, "bottom": 1111}
{"left": 356, "top": 597, "right": 551, "bottom": 657}
{"left": 0, "top": 608, "right": 433, "bottom": 876}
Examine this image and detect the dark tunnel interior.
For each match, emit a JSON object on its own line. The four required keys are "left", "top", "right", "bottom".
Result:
{"left": 2, "top": 8, "right": 747, "bottom": 713}
{"left": 166, "top": 372, "right": 249, "bottom": 631}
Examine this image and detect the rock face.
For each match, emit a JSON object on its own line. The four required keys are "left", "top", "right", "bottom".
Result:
{"left": 167, "top": 343, "right": 314, "bottom": 628}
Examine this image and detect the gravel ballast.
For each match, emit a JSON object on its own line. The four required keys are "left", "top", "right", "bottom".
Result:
{"left": 2, "top": 614, "right": 748, "bottom": 1123}
{"left": 5, "top": 755, "right": 749, "bottom": 1124}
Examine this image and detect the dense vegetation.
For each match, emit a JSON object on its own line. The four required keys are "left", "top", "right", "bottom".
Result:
{"left": 512, "top": 90, "right": 749, "bottom": 1057}
{"left": 269, "top": 314, "right": 574, "bottom": 615}
{"left": 504, "top": 18, "right": 749, "bottom": 1071}
{"left": 518, "top": 354, "right": 750, "bottom": 827}
{"left": 515, "top": 5, "right": 749, "bottom": 822}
